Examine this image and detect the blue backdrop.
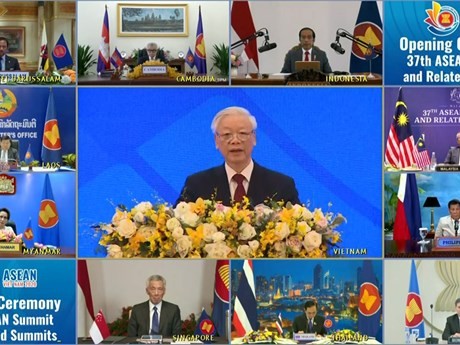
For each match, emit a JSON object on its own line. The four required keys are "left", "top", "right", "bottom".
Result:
{"left": 0, "top": 260, "right": 75, "bottom": 344}
{"left": 78, "top": 87, "right": 382, "bottom": 257}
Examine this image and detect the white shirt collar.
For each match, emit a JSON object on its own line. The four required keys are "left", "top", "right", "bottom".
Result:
{"left": 225, "top": 160, "right": 254, "bottom": 184}
{"left": 149, "top": 300, "right": 162, "bottom": 312}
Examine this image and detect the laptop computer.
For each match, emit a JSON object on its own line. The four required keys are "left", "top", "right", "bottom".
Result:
{"left": 295, "top": 61, "right": 320, "bottom": 72}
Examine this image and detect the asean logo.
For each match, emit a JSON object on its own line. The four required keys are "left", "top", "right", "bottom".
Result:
{"left": 195, "top": 34, "right": 206, "bottom": 59}
{"left": 38, "top": 200, "right": 59, "bottom": 228}
{"left": 199, "top": 320, "right": 215, "bottom": 335}
{"left": 358, "top": 283, "right": 381, "bottom": 316}
{"left": 324, "top": 319, "right": 333, "bottom": 329}
{"left": 43, "top": 120, "right": 61, "bottom": 150}
{"left": 425, "top": 1, "right": 459, "bottom": 36}
{"left": 351, "top": 22, "right": 382, "bottom": 61}
{"left": 215, "top": 264, "right": 230, "bottom": 303}
{"left": 53, "top": 44, "right": 67, "bottom": 58}
{"left": 0, "top": 89, "right": 18, "bottom": 118}
{"left": 405, "top": 293, "right": 424, "bottom": 327}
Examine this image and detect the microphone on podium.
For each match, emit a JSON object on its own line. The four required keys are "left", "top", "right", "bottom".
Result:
{"left": 426, "top": 304, "right": 439, "bottom": 344}
{"left": 330, "top": 34, "right": 345, "bottom": 54}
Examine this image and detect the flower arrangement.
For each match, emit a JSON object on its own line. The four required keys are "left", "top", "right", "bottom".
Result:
{"left": 0, "top": 230, "right": 23, "bottom": 244}
{"left": 127, "top": 60, "right": 182, "bottom": 79}
{"left": 231, "top": 52, "right": 242, "bottom": 67}
{"left": 97, "top": 198, "right": 345, "bottom": 259}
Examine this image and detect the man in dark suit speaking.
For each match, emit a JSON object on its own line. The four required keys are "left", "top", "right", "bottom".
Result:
{"left": 281, "top": 27, "right": 332, "bottom": 74}
{"left": 128, "top": 275, "right": 182, "bottom": 338}
{"left": 0, "top": 135, "right": 19, "bottom": 163}
{"left": 0, "top": 37, "right": 20, "bottom": 71}
{"left": 177, "top": 106, "right": 300, "bottom": 206}
{"left": 292, "top": 300, "right": 327, "bottom": 336}
{"left": 442, "top": 298, "right": 460, "bottom": 340}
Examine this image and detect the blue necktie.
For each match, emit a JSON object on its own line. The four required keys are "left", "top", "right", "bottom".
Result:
{"left": 308, "top": 319, "right": 313, "bottom": 332}
{"left": 151, "top": 306, "right": 159, "bottom": 335}
{"left": 1, "top": 57, "right": 4, "bottom": 71}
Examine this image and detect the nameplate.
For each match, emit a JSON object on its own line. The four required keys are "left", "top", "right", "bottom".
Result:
{"left": 142, "top": 65, "right": 167, "bottom": 75}
{"left": 0, "top": 242, "right": 21, "bottom": 252}
{"left": 435, "top": 237, "right": 460, "bottom": 250}
{"left": 138, "top": 334, "right": 163, "bottom": 344}
{"left": 294, "top": 333, "right": 316, "bottom": 342}
{"left": 436, "top": 165, "right": 460, "bottom": 172}
{"left": 0, "top": 71, "right": 29, "bottom": 82}
{"left": 0, "top": 173, "right": 16, "bottom": 195}
{"left": 448, "top": 335, "right": 460, "bottom": 344}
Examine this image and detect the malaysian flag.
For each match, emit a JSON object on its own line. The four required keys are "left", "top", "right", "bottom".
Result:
{"left": 384, "top": 88, "right": 416, "bottom": 169}
{"left": 275, "top": 313, "right": 283, "bottom": 335}
{"left": 232, "top": 260, "right": 258, "bottom": 337}
{"left": 412, "top": 134, "right": 431, "bottom": 169}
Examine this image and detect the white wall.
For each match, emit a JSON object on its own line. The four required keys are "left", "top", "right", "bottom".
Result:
{"left": 385, "top": 260, "right": 457, "bottom": 344}
{"left": 232, "top": 1, "right": 383, "bottom": 74}
{"left": 86, "top": 260, "right": 216, "bottom": 323}
{"left": 78, "top": 1, "right": 229, "bottom": 75}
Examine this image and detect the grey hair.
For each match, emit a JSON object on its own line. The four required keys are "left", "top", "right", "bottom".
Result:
{"left": 146, "top": 275, "right": 166, "bottom": 288}
{"left": 210, "top": 106, "right": 258, "bottom": 134}
{"left": 146, "top": 42, "right": 158, "bottom": 49}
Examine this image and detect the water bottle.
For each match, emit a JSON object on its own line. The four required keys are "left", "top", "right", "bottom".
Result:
{"left": 431, "top": 152, "right": 437, "bottom": 170}
{"left": 405, "top": 331, "right": 411, "bottom": 344}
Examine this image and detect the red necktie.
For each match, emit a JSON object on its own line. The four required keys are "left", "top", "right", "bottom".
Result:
{"left": 232, "top": 174, "right": 246, "bottom": 202}
{"left": 304, "top": 51, "right": 310, "bottom": 61}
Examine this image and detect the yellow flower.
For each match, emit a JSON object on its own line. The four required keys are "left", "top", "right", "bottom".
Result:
{"left": 186, "top": 226, "right": 204, "bottom": 248}
{"left": 190, "top": 198, "right": 206, "bottom": 216}
{"left": 279, "top": 207, "right": 294, "bottom": 223}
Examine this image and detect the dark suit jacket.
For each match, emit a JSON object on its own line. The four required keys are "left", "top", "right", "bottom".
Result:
{"left": 281, "top": 46, "right": 332, "bottom": 74}
{"left": 444, "top": 147, "right": 460, "bottom": 164}
{"left": 177, "top": 162, "right": 300, "bottom": 206}
{"left": 128, "top": 300, "right": 182, "bottom": 337}
{"left": 442, "top": 314, "right": 460, "bottom": 340}
{"left": 2, "top": 55, "right": 20, "bottom": 71}
{"left": 1, "top": 148, "right": 19, "bottom": 163}
{"left": 137, "top": 49, "right": 167, "bottom": 65}
{"left": 292, "top": 314, "right": 327, "bottom": 335}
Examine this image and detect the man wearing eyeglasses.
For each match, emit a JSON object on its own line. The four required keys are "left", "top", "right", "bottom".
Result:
{"left": 137, "top": 42, "right": 168, "bottom": 65}
{"left": 435, "top": 199, "right": 460, "bottom": 238}
{"left": 128, "top": 275, "right": 181, "bottom": 337}
{"left": 177, "top": 106, "right": 300, "bottom": 206}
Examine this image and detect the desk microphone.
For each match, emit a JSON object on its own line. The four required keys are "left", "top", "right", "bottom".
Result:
{"left": 258, "top": 42, "right": 277, "bottom": 53}
{"left": 330, "top": 36, "right": 345, "bottom": 54}
{"left": 455, "top": 220, "right": 459, "bottom": 236}
{"left": 426, "top": 304, "right": 439, "bottom": 344}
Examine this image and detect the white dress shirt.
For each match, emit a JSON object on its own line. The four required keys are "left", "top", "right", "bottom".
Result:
{"left": 225, "top": 160, "right": 254, "bottom": 200}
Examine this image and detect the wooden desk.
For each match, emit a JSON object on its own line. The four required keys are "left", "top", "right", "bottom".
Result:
{"left": 78, "top": 75, "right": 228, "bottom": 86}
{"left": 0, "top": 246, "right": 75, "bottom": 258}
{"left": 385, "top": 239, "right": 460, "bottom": 257}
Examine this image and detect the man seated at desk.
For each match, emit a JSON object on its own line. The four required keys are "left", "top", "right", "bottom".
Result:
{"left": 444, "top": 132, "right": 460, "bottom": 165}
{"left": 138, "top": 42, "right": 168, "bottom": 65}
{"left": 442, "top": 298, "right": 460, "bottom": 340}
{"left": 292, "top": 300, "right": 327, "bottom": 336}
{"left": 0, "top": 37, "right": 20, "bottom": 71}
{"left": 0, "top": 135, "right": 19, "bottom": 164}
{"left": 435, "top": 199, "right": 460, "bottom": 238}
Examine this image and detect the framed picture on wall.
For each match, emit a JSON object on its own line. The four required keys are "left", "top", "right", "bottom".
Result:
{"left": 117, "top": 3, "right": 188, "bottom": 37}
{"left": 0, "top": 26, "right": 25, "bottom": 57}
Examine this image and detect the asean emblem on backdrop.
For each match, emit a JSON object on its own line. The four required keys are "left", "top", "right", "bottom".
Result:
{"left": 351, "top": 22, "right": 382, "bottom": 61}
{"left": 0, "top": 89, "right": 18, "bottom": 118}
{"left": 425, "top": 1, "right": 459, "bottom": 36}
{"left": 39, "top": 199, "right": 59, "bottom": 228}
{"left": 359, "top": 282, "right": 382, "bottom": 316}
{"left": 43, "top": 119, "right": 61, "bottom": 150}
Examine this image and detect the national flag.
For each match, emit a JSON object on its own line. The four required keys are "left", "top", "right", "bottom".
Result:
{"left": 231, "top": 0, "right": 259, "bottom": 70}
{"left": 38, "top": 174, "right": 60, "bottom": 246}
{"left": 41, "top": 89, "right": 62, "bottom": 164}
{"left": 232, "top": 260, "right": 259, "bottom": 337}
{"left": 212, "top": 260, "right": 229, "bottom": 337}
{"left": 24, "top": 143, "right": 34, "bottom": 165}
{"left": 275, "top": 313, "right": 283, "bottom": 335}
{"left": 195, "top": 308, "right": 216, "bottom": 337}
{"left": 38, "top": 21, "right": 49, "bottom": 72}
{"left": 185, "top": 47, "right": 195, "bottom": 69}
{"left": 21, "top": 218, "right": 34, "bottom": 249}
{"left": 97, "top": 5, "right": 110, "bottom": 73}
{"left": 358, "top": 261, "right": 381, "bottom": 337}
{"left": 52, "top": 34, "right": 73, "bottom": 70}
{"left": 412, "top": 134, "right": 431, "bottom": 169}
{"left": 405, "top": 260, "right": 425, "bottom": 340}
{"left": 78, "top": 260, "right": 95, "bottom": 337}
{"left": 349, "top": 1, "right": 383, "bottom": 74}
{"left": 384, "top": 88, "right": 416, "bottom": 169}
{"left": 89, "top": 310, "right": 111, "bottom": 344}
{"left": 194, "top": 6, "right": 207, "bottom": 74}
{"left": 110, "top": 47, "right": 124, "bottom": 69}
{"left": 394, "top": 173, "right": 422, "bottom": 241}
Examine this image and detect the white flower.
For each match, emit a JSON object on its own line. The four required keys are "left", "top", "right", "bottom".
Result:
{"left": 239, "top": 223, "right": 257, "bottom": 240}
{"left": 303, "top": 231, "right": 322, "bottom": 252}
{"left": 134, "top": 201, "right": 153, "bottom": 213}
{"left": 204, "top": 242, "right": 232, "bottom": 258}
{"left": 174, "top": 202, "right": 191, "bottom": 217}
{"left": 274, "top": 241, "right": 286, "bottom": 257}
{"left": 60, "top": 75, "right": 71, "bottom": 84}
{"left": 254, "top": 204, "right": 273, "bottom": 218}
{"left": 286, "top": 235, "right": 303, "bottom": 253}
{"left": 133, "top": 211, "right": 146, "bottom": 224}
{"left": 237, "top": 245, "right": 252, "bottom": 258}
{"left": 297, "top": 221, "right": 311, "bottom": 235}
{"left": 171, "top": 227, "right": 184, "bottom": 240}
{"left": 212, "top": 232, "right": 226, "bottom": 242}
{"left": 107, "top": 244, "right": 123, "bottom": 258}
{"left": 116, "top": 218, "right": 137, "bottom": 238}
{"left": 100, "top": 224, "right": 114, "bottom": 234}
{"left": 166, "top": 217, "right": 181, "bottom": 231}
{"left": 180, "top": 212, "right": 200, "bottom": 227}
{"left": 112, "top": 210, "right": 128, "bottom": 226}
{"left": 176, "top": 236, "right": 192, "bottom": 258}
{"left": 203, "top": 223, "right": 218, "bottom": 242}
{"left": 248, "top": 240, "right": 260, "bottom": 251}
{"left": 292, "top": 204, "right": 312, "bottom": 219}
{"left": 275, "top": 222, "right": 290, "bottom": 240}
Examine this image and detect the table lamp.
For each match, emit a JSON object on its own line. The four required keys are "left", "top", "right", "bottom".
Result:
{"left": 423, "top": 196, "right": 441, "bottom": 232}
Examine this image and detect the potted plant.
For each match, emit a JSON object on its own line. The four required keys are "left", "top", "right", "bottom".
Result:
{"left": 210, "top": 43, "right": 229, "bottom": 77}
{"left": 78, "top": 45, "right": 97, "bottom": 77}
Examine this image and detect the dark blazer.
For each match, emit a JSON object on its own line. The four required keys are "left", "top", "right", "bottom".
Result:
{"left": 128, "top": 300, "right": 182, "bottom": 337}
{"left": 442, "top": 313, "right": 460, "bottom": 340}
{"left": 2, "top": 55, "right": 20, "bottom": 71}
{"left": 292, "top": 314, "right": 327, "bottom": 335}
{"left": 444, "top": 147, "right": 460, "bottom": 164}
{"left": 137, "top": 49, "right": 167, "bottom": 65}
{"left": 176, "top": 162, "right": 300, "bottom": 206}
{"left": 281, "top": 46, "right": 332, "bottom": 74}
{"left": 1, "top": 148, "right": 19, "bottom": 163}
